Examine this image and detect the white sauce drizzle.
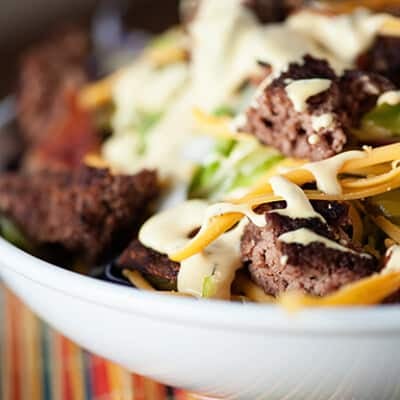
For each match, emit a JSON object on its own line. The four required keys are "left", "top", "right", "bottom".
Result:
{"left": 139, "top": 200, "right": 247, "bottom": 299}
{"left": 311, "top": 113, "right": 334, "bottom": 131}
{"left": 189, "top": 0, "right": 351, "bottom": 111}
{"left": 285, "top": 79, "right": 332, "bottom": 112}
{"left": 269, "top": 176, "right": 325, "bottom": 221}
{"left": 106, "top": 3, "right": 386, "bottom": 184}
{"left": 287, "top": 9, "right": 389, "bottom": 63}
{"left": 278, "top": 228, "right": 370, "bottom": 257}
{"left": 111, "top": 61, "right": 189, "bottom": 133}
{"left": 377, "top": 90, "right": 400, "bottom": 106}
{"left": 307, "top": 134, "right": 320, "bottom": 145}
{"left": 178, "top": 219, "right": 247, "bottom": 299}
{"left": 190, "top": 0, "right": 260, "bottom": 110}
{"left": 139, "top": 200, "right": 208, "bottom": 255}
{"left": 382, "top": 245, "right": 400, "bottom": 274}
{"left": 229, "top": 113, "right": 247, "bottom": 132}
{"left": 205, "top": 202, "right": 266, "bottom": 227}
{"left": 105, "top": 64, "right": 194, "bottom": 182}
{"left": 302, "top": 151, "right": 366, "bottom": 195}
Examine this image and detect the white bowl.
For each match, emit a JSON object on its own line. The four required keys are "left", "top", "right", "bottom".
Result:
{"left": 2, "top": 237, "right": 400, "bottom": 400}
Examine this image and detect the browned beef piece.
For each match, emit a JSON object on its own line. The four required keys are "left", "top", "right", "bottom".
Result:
{"left": 243, "top": 55, "right": 394, "bottom": 161}
{"left": 22, "top": 92, "right": 100, "bottom": 173}
{"left": 242, "top": 0, "right": 303, "bottom": 23}
{"left": 116, "top": 240, "right": 180, "bottom": 288}
{"left": 358, "top": 35, "right": 400, "bottom": 88}
{"left": 17, "top": 27, "right": 90, "bottom": 146}
{"left": 340, "top": 69, "right": 396, "bottom": 126}
{"left": 182, "top": 0, "right": 302, "bottom": 25}
{"left": 0, "top": 166, "right": 159, "bottom": 261}
{"left": 241, "top": 201, "right": 378, "bottom": 297}
{"left": 0, "top": 127, "right": 23, "bottom": 171}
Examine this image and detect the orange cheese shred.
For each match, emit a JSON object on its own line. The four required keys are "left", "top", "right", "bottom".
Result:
{"left": 278, "top": 272, "right": 400, "bottom": 311}
{"left": 170, "top": 143, "right": 400, "bottom": 262}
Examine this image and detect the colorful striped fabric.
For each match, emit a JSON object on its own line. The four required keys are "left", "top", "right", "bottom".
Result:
{"left": 0, "top": 284, "right": 197, "bottom": 400}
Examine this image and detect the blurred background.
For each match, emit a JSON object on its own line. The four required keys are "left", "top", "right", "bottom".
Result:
{"left": 0, "top": 0, "right": 180, "bottom": 96}
{"left": 3, "top": 0, "right": 400, "bottom": 97}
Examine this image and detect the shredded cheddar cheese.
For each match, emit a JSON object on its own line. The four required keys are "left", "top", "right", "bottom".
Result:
{"left": 278, "top": 271, "right": 400, "bottom": 311}
{"left": 381, "top": 16, "right": 400, "bottom": 37}
{"left": 145, "top": 46, "right": 188, "bottom": 68}
{"left": 234, "top": 273, "right": 275, "bottom": 303}
{"left": 170, "top": 143, "right": 400, "bottom": 262}
{"left": 122, "top": 270, "right": 156, "bottom": 291}
{"left": 79, "top": 71, "right": 123, "bottom": 110}
{"left": 371, "top": 216, "right": 400, "bottom": 244}
{"left": 192, "top": 108, "right": 254, "bottom": 141}
{"left": 320, "top": 1, "right": 400, "bottom": 14}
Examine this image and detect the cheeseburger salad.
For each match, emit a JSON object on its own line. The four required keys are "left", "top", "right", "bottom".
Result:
{"left": 3, "top": 0, "right": 400, "bottom": 309}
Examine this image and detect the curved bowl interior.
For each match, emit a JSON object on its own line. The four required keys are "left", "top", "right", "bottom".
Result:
{"left": 2, "top": 237, "right": 400, "bottom": 399}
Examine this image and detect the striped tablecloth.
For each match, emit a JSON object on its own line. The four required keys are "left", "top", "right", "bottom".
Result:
{"left": 0, "top": 284, "right": 196, "bottom": 400}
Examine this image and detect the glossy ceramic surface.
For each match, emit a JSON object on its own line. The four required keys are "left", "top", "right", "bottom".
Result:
{"left": 1, "top": 238, "right": 400, "bottom": 399}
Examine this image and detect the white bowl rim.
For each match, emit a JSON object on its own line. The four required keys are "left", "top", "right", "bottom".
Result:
{"left": 2, "top": 236, "right": 400, "bottom": 335}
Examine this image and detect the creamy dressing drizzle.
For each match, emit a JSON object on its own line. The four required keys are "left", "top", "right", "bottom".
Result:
{"left": 278, "top": 228, "right": 371, "bottom": 257}
{"left": 139, "top": 200, "right": 208, "bottom": 255}
{"left": 229, "top": 113, "right": 247, "bottom": 131}
{"left": 178, "top": 219, "right": 247, "bottom": 299}
{"left": 302, "top": 151, "right": 366, "bottom": 195}
{"left": 105, "top": 62, "right": 193, "bottom": 182}
{"left": 205, "top": 202, "right": 266, "bottom": 227}
{"left": 141, "top": 90, "right": 197, "bottom": 181}
{"left": 285, "top": 79, "right": 332, "bottom": 112}
{"left": 311, "top": 113, "right": 334, "bottom": 131}
{"left": 269, "top": 176, "right": 325, "bottom": 221}
{"left": 382, "top": 245, "right": 400, "bottom": 274}
{"left": 189, "top": 0, "right": 357, "bottom": 111}
{"left": 107, "top": 3, "right": 387, "bottom": 184}
{"left": 287, "top": 9, "right": 389, "bottom": 64}
{"left": 139, "top": 200, "right": 247, "bottom": 299}
{"left": 377, "top": 90, "right": 400, "bottom": 106}
{"left": 307, "top": 134, "right": 320, "bottom": 145}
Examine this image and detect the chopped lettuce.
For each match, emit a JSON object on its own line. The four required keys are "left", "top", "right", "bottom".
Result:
{"left": 189, "top": 138, "right": 283, "bottom": 200}
{"left": 358, "top": 103, "right": 400, "bottom": 140}
{"left": 212, "top": 105, "right": 236, "bottom": 118}
{"left": 215, "top": 138, "right": 236, "bottom": 156}
{"left": 146, "top": 275, "right": 177, "bottom": 291}
{"left": 202, "top": 274, "right": 218, "bottom": 298}
{"left": 0, "top": 217, "right": 32, "bottom": 251}
{"left": 369, "top": 189, "right": 400, "bottom": 225}
{"left": 148, "top": 28, "right": 185, "bottom": 50}
{"left": 135, "top": 110, "right": 163, "bottom": 154}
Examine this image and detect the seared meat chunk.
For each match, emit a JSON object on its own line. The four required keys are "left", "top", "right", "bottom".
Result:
{"left": 243, "top": 55, "right": 394, "bottom": 160}
{"left": 242, "top": 0, "right": 303, "bottom": 23}
{"left": 18, "top": 27, "right": 90, "bottom": 145}
{"left": 116, "top": 240, "right": 179, "bottom": 289}
{"left": 23, "top": 94, "right": 100, "bottom": 173}
{"left": 243, "top": 56, "right": 343, "bottom": 161}
{"left": 182, "top": 0, "right": 302, "bottom": 25}
{"left": 17, "top": 27, "right": 99, "bottom": 172}
{"left": 358, "top": 35, "right": 400, "bottom": 87}
{"left": 241, "top": 201, "right": 378, "bottom": 297}
{"left": 0, "top": 127, "right": 23, "bottom": 171}
{"left": 0, "top": 166, "right": 159, "bottom": 261}
{"left": 340, "top": 69, "right": 396, "bottom": 126}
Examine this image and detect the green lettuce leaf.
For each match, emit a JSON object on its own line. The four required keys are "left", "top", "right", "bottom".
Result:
{"left": 358, "top": 103, "right": 400, "bottom": 139}
{"left": 189, "top": 138, "right": 283, "bottom": 200}
{"left": 202, "top": 275, "right": 217, "bottom": 298}
{"left": 0, "top": 217, "right": 32, "bottom": 251}
{"left": 368, "top": 189, "right": 400, "bottom": 225}
{"left": 135, "top": 110, "right": 163, "bottom": 154}
{"left": 212, "top": 105, "right": 236, "bottom": 118}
